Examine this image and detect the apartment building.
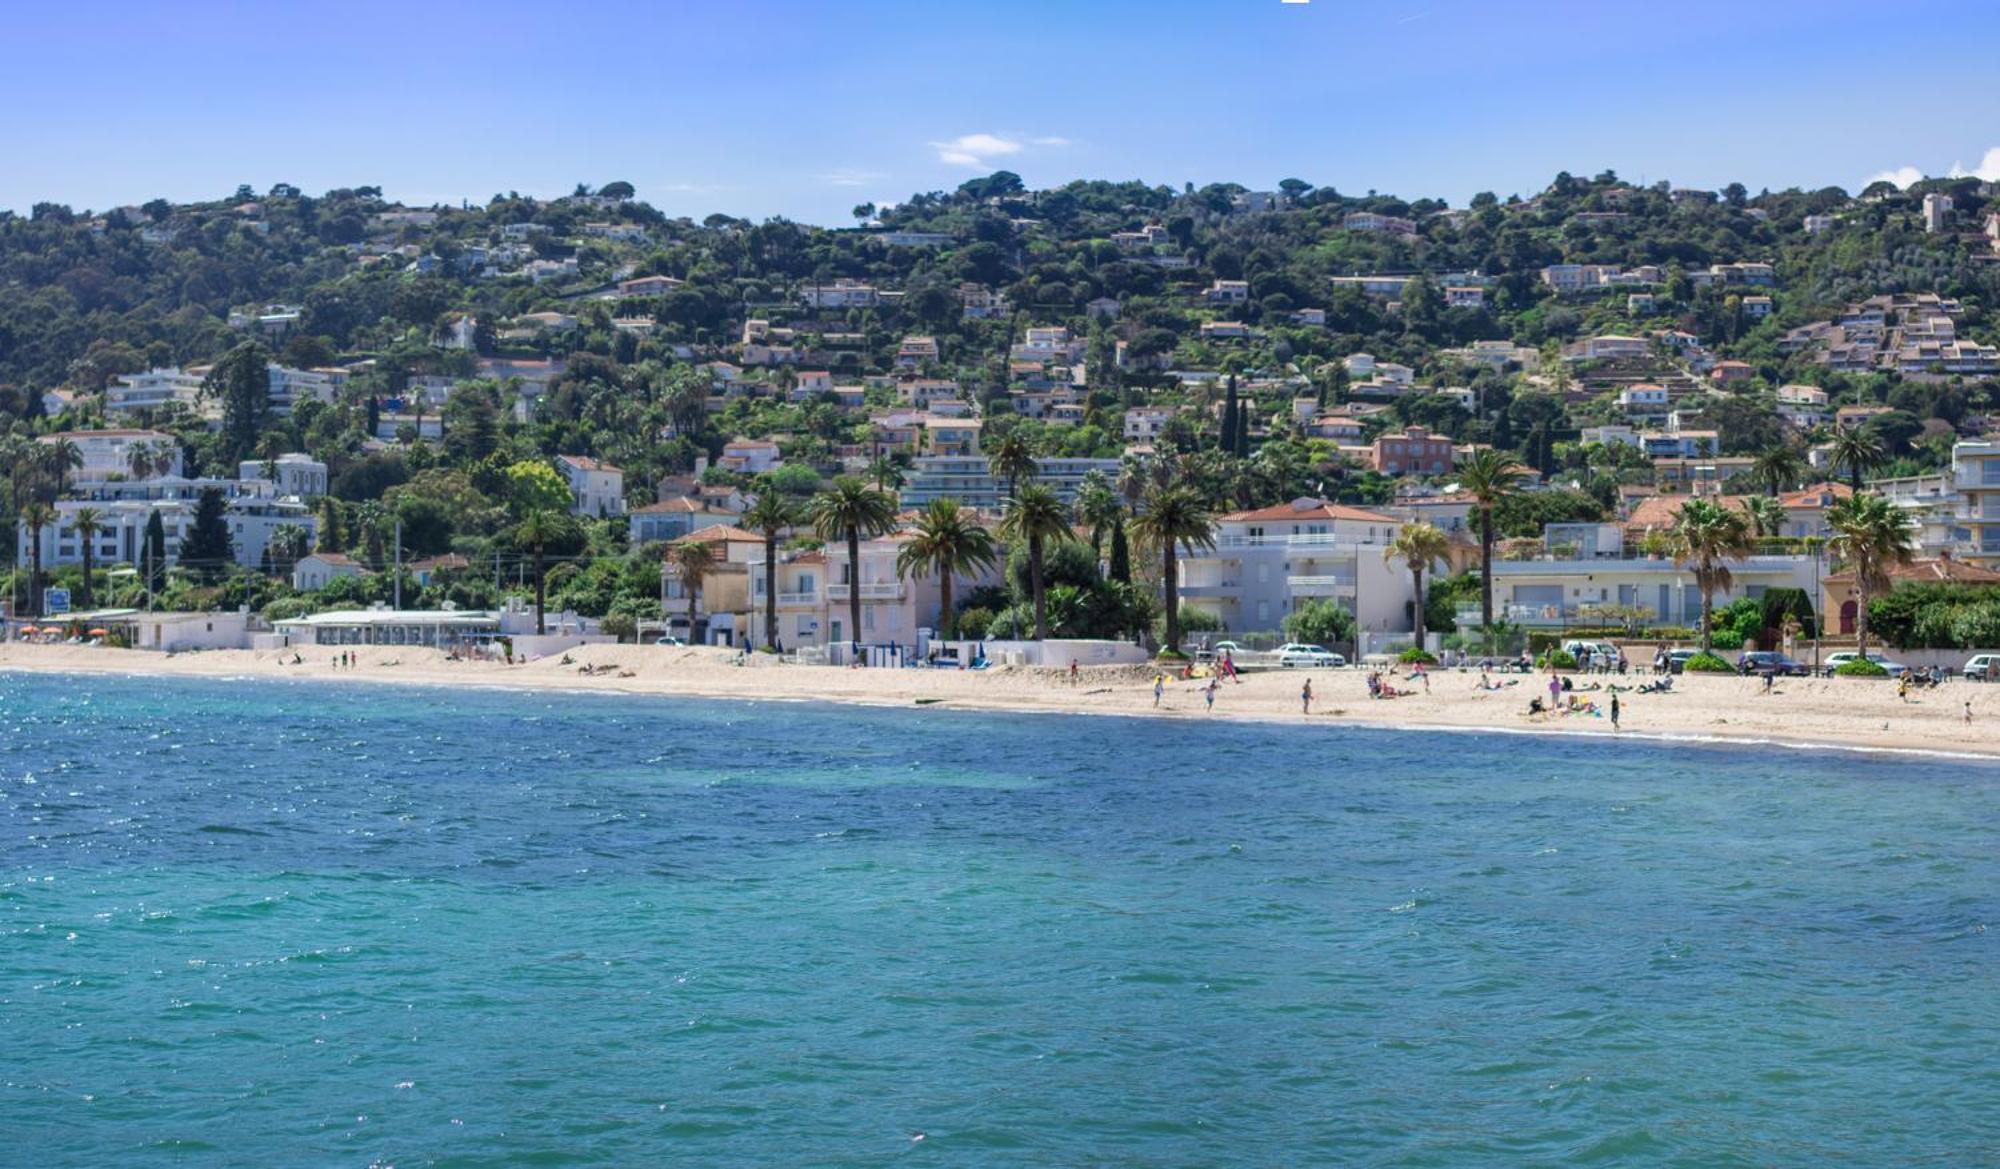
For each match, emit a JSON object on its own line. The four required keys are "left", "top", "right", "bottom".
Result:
{"left": 899, "top": 457, "right": 1121, "bottom": 511}
{"left": 1175, "top": 498, "right": 1410, "bottom": 637}
{"left": 557, "top": 455, "right": 626, "bottom": 517}
{"left": 38, "top": 429, "right": 182, "bottom": 479}
{"left": 1371, "top": 426, "right": 1455, "bottom": 476}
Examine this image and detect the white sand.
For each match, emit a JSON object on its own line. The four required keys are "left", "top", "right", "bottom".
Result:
{"left": 1, "top": 641, "right": 1993, "bottom": 761}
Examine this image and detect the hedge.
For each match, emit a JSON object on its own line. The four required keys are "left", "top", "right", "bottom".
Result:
{"left": 1538, "top": 648, "right": 1578, "bottom": 670}
{"left": 1682, "top": 651, "right": 1736, "bottom": 673}
{"left": 1833, "top": 658, "right": 1889, "bottom": 677}
{"left": 1397, "top": 648, "right": 1438, "bottom": 664}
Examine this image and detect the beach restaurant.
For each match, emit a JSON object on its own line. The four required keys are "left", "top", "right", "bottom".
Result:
{"left": 273, "top": 608, "right": 501, "bottom": 648}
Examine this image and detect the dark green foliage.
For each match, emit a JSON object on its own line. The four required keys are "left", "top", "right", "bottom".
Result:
{"left": 178, "top": 487, "right": 234, "bottom": 583}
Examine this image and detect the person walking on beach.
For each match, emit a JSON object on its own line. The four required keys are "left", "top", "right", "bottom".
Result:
{"left": 1301, "top": 677, "right": 1313, "bottom": 715}
{"left": 1204, "top": 676, "right": 1218, "bottom": 713}
{"left": 1069, "top": 658, "right": 1079, "bottom": 685}
{"left": 1610, "top": 692, "right": 1620, "bottom": 731}
{"left": 1965, "top": 699, "right": 1974, "bottom": 725}
{"left": 1153, "top": 673, "right": 1165, "bottom": 708}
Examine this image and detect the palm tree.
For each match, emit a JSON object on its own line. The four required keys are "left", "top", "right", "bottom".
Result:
{"left": 1128, "top": 483, "right": 1216, "bottom": 656}
{"left": 1751, "top": 443, "right": 1806, "bottom": 496}
{"left": 809, "top": 476, "right": 899, "bottom": 656}
{"left": 72, "top": 507, "right": 104, "bottom": 609}
{"left": 125, "top": 440, "right": 155, "bottom": 480}
{"left": 1826, "top": 493, "right": 1916, "bottom": 659}
{"left": 741, "top": 491, "right": 794, "bottom": 651}
{"left": 998, "top": 483, "right": 1072, "bottom": 641}
{"left": 986, "top": 430, "right": 1038, "bottom": 499}
{"left": 22, "top": 501, "right": 53, "bottom": 617}
{"left": 670, "top": 537, "right": 717, "bottom": 643}
{"left": 1385, "top": 521, "right": 1450, "bottom": 651}
{"left": 896, "top": 499, "right": 997, "bottom": 640}
{"left": 1744, "top": 494, "right": 1785, "bottom": 539}
{"left": 514, "top": 509, "right": 573, "bottom": 635}
{"left": 866, "top": 455, "right": 906, "bottom": 494}
{"left": 1671, "top": 499, "right": 1754, "bottom": 652}
{"left": 1830, "top": 427, "right": 1887, "bottom": 492}
{"left": 1073, "top": 470, "right": 1124, "bottom": 562}
{"left": 1458, "top": 448, "right": 1528, "bottom": 640}
{"left": 42, "top": 438, "right": 82, "bottom": 497}
{"left": 268, "top": 523, "right": 310, "bottom": 580}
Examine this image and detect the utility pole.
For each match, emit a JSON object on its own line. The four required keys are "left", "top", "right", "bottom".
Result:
{"left": 393, "top": 518, "right": 403, "bottom": 610}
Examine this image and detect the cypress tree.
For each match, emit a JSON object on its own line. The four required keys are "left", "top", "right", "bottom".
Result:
{"left": 142, "top": 510, "right": 167, "bottom": 598}
{"left": 1220, "top": 377, "right": 1239, "bottom": 451}
{"left": 179, "top": 487, "right": 234, "bottom": 584}
{"left": 1108, "top": 517, "right": 1131, "bottom": 584}
{"left": 1235, "top": 395, "right": 1252, "bottom": 457}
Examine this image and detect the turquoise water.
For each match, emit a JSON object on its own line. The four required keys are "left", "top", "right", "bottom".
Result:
{"left": 1, "top": 673, "right": 1996, "bottom": 1167}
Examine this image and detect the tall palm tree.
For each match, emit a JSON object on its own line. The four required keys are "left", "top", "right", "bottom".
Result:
{"left": 895, "top": 499, "right": 997, "bottom": 640}
{"left": 742, "top": 491, "right": 794, "bottom": 651}
{"left": 514, "top": 509, "right": 573, "bottom": 635}
{"left": 1751, "top": 443, "right": 1806, "bottom": 497}
{"left": 670, "top": 537, "right": 717, "bottom": 643}
{"left": 1744, "top": 494, "right": 1785, "bottom": 539}
{"left": 1385, "top": 521, "right": 1450, "bottom": 651}
{"left": 1073, "top": 470, "right": 1124, "bottom": 562}
{"left": 1826, "top": 493, "right": 1916, "bottom": 659}
{"left": 71, "top": 507, "right": 104, "bottom": 609}
{"left": 22, "top": 501, "right": 53, "bottom": 617}
{"left": 1458, "top": 448, "right": 1528, "bottom": 639}
{"left": 986, "top": 430, "right": 1038, "bottom": 499}
{"left": 268, "top": 523, "right": 310, "bottom": 580}
{"left": 1830, "top": 427, "right": 1887, "bottom": 493}
{"left": 1671, "top": 499, "right": 1754, "bottom": 652}
{"left": 998, "top": 483, "right": 1072, "bottom": 641}
{"left": 1128, "top": 483, "right": 1217, "bottom": 656}
{"left": 809, "top": 476, "right": 899, "bottom": 655}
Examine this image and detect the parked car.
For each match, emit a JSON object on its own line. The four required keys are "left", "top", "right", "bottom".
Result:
{"left": 1197, "top": 639, "right": 1247, "bottom": 662}
{"left": 1963, "top": 653, "right": 2000, "bottom": 681}
{"left": 1666, "top": 648, "right": 1700, "bottom": 674}
{"left": 654, "top": 635, "right": 687, "bottom": 646}
{"left": 1737, "top": 651, "right": 1811, "bottom": 677}
{"left": 1822, "top": 651, "right": 1908, "bottom": 678}
{"left": 1277, "top": 643, "right": 1344, "bottom": 668}
{"left": 1562, "top": 639, "right": 1620, "bottom": 664}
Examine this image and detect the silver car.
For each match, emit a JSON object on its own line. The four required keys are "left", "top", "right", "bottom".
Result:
{"left": 1277, "top": 643, "right": 1344, "bottom": 668}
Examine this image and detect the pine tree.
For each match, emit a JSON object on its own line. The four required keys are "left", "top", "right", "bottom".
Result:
{"left": 142, "top": 510, "right": 167, "bottom": 600}
{"left": 1234, "top": 394, "right": 1251, "bottom": 457}
{"left": 201, "top": 341, "right": 272, "bottom": 464}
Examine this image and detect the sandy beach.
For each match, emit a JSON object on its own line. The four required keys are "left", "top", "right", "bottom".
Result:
{"left": 3, "top": 640, "right": 1995, "bottom": 761}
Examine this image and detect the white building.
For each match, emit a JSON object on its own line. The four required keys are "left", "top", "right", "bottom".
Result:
{"left": 106, "top": 368, "right": 206, "bottom": 415}
{"left": 39, "top": 429, "right": 182, "bottom": 480}
{"left": 799, "top": 280, "right": 879, "bottom": 309}
{"left": 238, "top": 453, "right": 328, "bottom": 497}
{"left": 1176, "top": 499, "right": 1411, "bottom": 639}
{"left": 900, "top": 456, "right": 1121, "bottom": 511}
{"left": 556, "top": 455, "right": 626, "bottom": 517}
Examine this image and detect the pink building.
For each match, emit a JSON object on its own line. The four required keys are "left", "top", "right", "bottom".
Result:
{"left": 1371, "top": 426, "right": 1456, "bottom": 477}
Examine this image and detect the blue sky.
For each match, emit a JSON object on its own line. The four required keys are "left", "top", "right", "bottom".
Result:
{"left": 7, "top": 0, "right": 2000, "bottom": 222}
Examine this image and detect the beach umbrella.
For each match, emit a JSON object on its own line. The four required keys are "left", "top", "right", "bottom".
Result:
{"left": 87, "top": 628, "right": 109, "bottom": 636}
{"left": 17, "top": 625, "right": 38, "bottom": 634}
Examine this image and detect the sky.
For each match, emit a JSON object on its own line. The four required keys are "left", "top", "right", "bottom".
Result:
{"left": 7, "top": 0, "right": 2000, "bottom": 223}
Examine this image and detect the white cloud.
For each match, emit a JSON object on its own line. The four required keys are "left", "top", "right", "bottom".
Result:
{"left": 930, "top": 133, "right": 1025, "bottom": 167}
{"left": 1948, "top": 147, "right": 2000, "bottom": 182}
{"left": 821, "top": 169, "right": 882, "bottom": 188}
{"left": 1864, "top": 165, "right": 1926, "bottom": 190}
{"left": 1030, "top": 136, "right": 1072, "bottom": 147}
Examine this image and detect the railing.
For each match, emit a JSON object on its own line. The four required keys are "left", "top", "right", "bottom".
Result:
{"left": 1287, "top": 575, "right": 1356, "bottom": 594}
{"left": 1212, "top": 534, "right": 1384, "bottom": 549}
{"left": 777, "top": 590, "right": 819, "bottom": 605}
{"left": 827, "top": 582, "right": 903, "bottom": 600}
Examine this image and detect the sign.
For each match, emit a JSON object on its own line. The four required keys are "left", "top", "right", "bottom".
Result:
{"left": 42, "top": 587, "right": 70, "bottom": 615}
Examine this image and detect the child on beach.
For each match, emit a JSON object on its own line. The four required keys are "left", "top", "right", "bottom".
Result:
{"left": 1204, "top": 677, "right": 1218, "bottom": 712}
{"left": 1153, "top": 674, "right": 1165, "bottom": 707}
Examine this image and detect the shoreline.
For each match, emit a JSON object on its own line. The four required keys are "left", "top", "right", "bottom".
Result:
{"left": 5, "top": 641, "right": 2000, "bottom": 765}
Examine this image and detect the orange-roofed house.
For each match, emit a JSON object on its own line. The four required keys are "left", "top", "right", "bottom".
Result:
{"left": 1821, "top": 552, "right": 2000, "bottom": 635}
{"left": 556, "top": 454, "right": 625, "bottom": 517}
{"left": 1174, "top": 498, "right": 1414, "bottom": 642}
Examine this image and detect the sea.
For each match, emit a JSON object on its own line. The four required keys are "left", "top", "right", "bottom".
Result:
{"left": 1, "top": 670, "right": 1995, "bottom": 1167}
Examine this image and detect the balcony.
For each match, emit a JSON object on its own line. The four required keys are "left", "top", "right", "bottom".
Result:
{"left": 1175, "top": 581, "right": 1239, "bottom": 597}
{"left": 1213, "top": 534, "right": 1383, "bottom": 549}
{"left": 777, "top": 590, "right": 819, "bottom": 606}
{"left": 1286, "top": 574, "right": 1356, "bottom": 596}
{"left": 827, "top": 582, "right": 904, "bottom": 601}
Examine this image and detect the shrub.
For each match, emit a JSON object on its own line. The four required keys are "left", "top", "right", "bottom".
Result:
{"left": 1683, "top": 651, "right": 1736, "bottom": 673}
{"left": 1833, "top": 658, "right": 1890, "bottom": 677}
{"left": 1397, "top": 648, "right": 1438, "bottom": 664}
{"left": 956, "top": 606, "right": 994, "bottom": 640}
{"left": 1281, "top": 599, "right": 1355, "bottom": 649}
{"left": 1539, "top": 648, "right": 1578, "bottom": 670}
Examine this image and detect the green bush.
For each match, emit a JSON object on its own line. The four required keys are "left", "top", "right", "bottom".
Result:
{"left": 1538, "top": 648, "right": 1577, "bottom": 670}
{"left": 1833, "top": 658, "right": 1890, "bottom": 677}
{"left": 1397, "top": 648, "right": 1438, "bottom": 664}
{"left": 1281, "top": 599, "right": 1355, "bottom": 649}
{"left": 956, "top": 606, "right": 994, "bottom": 640}
{"left": 1683, "top": 651, "right": 1736, "bottom": 673}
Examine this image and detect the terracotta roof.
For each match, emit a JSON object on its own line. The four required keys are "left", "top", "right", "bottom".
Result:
{"left": 408, "top": 553, "right": 470, "bottom": 573}
{"left": 558, "top": 454, "right": 621, "bottom": 473}
{"left": 681, "top": 524, "right": 763, "bottom": 544}
{"left": 304, "top": 552, "right": 371, "bottom": 570}
{"left": 790, "top": 550, "right": 826, "bottom": 565}
{"left": 1625, "top": 494, "right": 1751, "bottom": 530}
{"left": 1824, "top": 556, "right": 2000, "bottom": 586}
{"left": 1221, "top": 498, "right": 1401, "bottom": 525}
{"left": 1777, "top": 482, "right": 1853, "bottom": 509}
{"left": 631, "top": 498, "right": 732, "bottom": 515}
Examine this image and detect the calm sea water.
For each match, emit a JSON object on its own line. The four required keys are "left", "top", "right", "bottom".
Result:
{"left": 1, "top": 671, "right": 1996, "bottom": 1168}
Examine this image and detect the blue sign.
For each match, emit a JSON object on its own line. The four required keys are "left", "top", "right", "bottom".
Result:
{"left": 42, "top": 587, "right": 70, "bottom": 615}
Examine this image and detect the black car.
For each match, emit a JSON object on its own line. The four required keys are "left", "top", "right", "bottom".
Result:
{"left": 1737, "top": 651, "right": 1810, "bottom": 677}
